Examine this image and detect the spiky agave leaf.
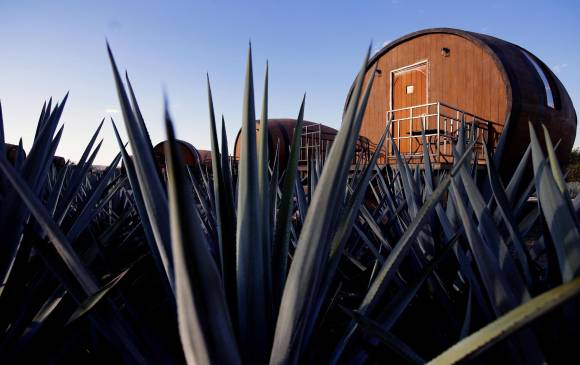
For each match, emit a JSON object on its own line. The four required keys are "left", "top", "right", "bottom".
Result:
{"left": 272, "top": 95, "right": 305, "bottom": 309}
{"left": 258, "top": 62, "right": 274, "bottom": 325}
{"left": 236, "top": 44, "right": 270, "bottom": 363}
{"left": 221, "top": 116, "right": 235, "bottom": 204}
{"left": 452, "top": 144, "right": 531, "bottom": 304}
{"left": 270, "top": 45, "right": 373, "bottom": 365}
{"left": 482, "top": 143, "right": 532, "bottom": 285}
{"left": 207, "top": 76, "right": 238, "bottom": 323}
{"left": 339, "top": 305, "right": 425, "bottom": 365}
{"left": 0, "top": 100, "right": 4, "bottom": 149}
{"left": 65, "top": 267, "right": 130, "bottom": 326}
{"left": 0, "top": 149, "right": 155, "bottom": 364}
{"left": 428, "top": 276, "right": 580, "bottom": 365}
{"left": 529, "top": 122, "right": 580, "bottom": 282}
{"left": 331, "top": 141, "right": 476, "bottom": 364}
{"left": 165, "top": 107, "right": 240, "bottom": 365}
{"left": 107, "top": 43, "right": 174, "bottom": 291}
{"left": 55, "top": 118, "right": 104, "bottom": 223}
{"left": 0, "top": 98, "right": 67, "bottom": 285}
{"left": 302, "top": 127, "right": 388, "bottom": 346}
{"left": 111, "top": 119, "right": 173, "bottom": 298}
{"left": 66, "top": 152, "right": 123, "bottom": 242}
{"left": 46, "top": 163, "right": 69, "bottom": 216}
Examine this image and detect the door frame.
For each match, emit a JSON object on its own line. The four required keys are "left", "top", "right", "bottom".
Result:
{"left": 389, "top": 59, "right": 429, "bottom": 111}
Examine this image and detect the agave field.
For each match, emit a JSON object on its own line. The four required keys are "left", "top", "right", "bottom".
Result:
{"left": 0, "top": 44, "right": 579, "bottom": 365}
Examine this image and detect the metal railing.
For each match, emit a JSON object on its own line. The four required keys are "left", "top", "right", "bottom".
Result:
{"left": 383, "top": 102, "right": 499, "bottom": 165}
{"left": 299, "top": 123, "right": 328, "bottom": 164}
{"left": 299, "top": 123, "right": 372, "bottom": 166}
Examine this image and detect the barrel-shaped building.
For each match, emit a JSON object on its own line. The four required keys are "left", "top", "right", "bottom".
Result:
{"left": 233, "top": 118, "right": 372, "bottom": 170}
{"left": 153, "top": 140, "right": 212, "bottom": 173}
{"left": 344, "top": 28, "right": 577, "bottom": 174}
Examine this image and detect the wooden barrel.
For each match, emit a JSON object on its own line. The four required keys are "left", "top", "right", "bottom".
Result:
{"left": 233, "top": 118, "right": 364, "bottom": 169}
{"left": 153, "top": 140, "right": 212, "bottom": 172}
{"left": 4, "top": 143, "right": 24, "bottom": 165}
{"left": 344, "top": 28, "right": 577, "bottom": 176}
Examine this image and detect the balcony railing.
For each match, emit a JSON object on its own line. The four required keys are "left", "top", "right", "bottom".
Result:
{"left": 381, "top": 102, "right": 500, "bottom": 165}
{"left": 299, "top": 123, "right": 372, "bottom": 166}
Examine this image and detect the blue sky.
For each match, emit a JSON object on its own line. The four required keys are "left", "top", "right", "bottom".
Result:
{"left": 0, "top": 0, "right": 579, "bottom": 164}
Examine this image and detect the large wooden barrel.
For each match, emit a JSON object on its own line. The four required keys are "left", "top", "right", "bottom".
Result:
{"left": 233, "top": 119, "right": 375, "bottom": 169}
{"left": 233, "top": 119, "right": 338, "bottom": 168}
{"left": 344, "top": 28, "right": 577, "bottom": 176}
{"left": 153, "top": 140, "right": 212, "bottom": 172}
{"left": 4, "top": 143, "right": 65, "bottom": 168}
{"left": 4, "top": 143, "right": 24, "bottom": 164}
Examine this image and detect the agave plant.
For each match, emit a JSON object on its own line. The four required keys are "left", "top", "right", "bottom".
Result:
{"left": 104, "top": 40, "right": 580, "bottom": 365}
{"left": 0, "top": 41, "right": 579, "bottom": 365}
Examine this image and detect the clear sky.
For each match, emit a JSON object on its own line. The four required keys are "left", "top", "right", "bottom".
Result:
{"left": 1, "top": 0, "right": 579, "bottom": 165}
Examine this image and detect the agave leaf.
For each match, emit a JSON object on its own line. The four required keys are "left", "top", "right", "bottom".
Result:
{"left": 269, "top": 143, "right": 280, "bottom": 239}
{"left": 56, "top": 138, "right": 104, "bottom": 224}
{"left": 111, "top": 120, "right": 172, "bottom": 297}
{"left": 452, "top": 144, "right": 530, "bottom": 300}
{"left": 517, "top": 205, "right": 541, "bottom": 241}
{"left": 451, "top": 178, "right": 519, "bottom": 314}
{"left": 353, "top": 225, "right": 385, "bottom": 265}
{"left": 428, "top": 276, "right": 580, "bottom": 365}
{"left": 270, "top": 46, "right": 373, "bottom": 365}
{"left": 329, "top": 127, "right": 388, "bottom": 260}
{"left": 259, "top": 63, "right": 276, "bottom": 327}
{"left": 504, "top": 144, "right": 531, "bottom": 205}
{"left": 331, "top": 142, "right": 475, "bottom": 364}
{"left": 529, "top": 122, "right": 580, "bottom": 282}
{"left": 0, "top": 155, "right": 98, "bottom": 294}
{"left": 0, "top": 98, "right": 67, "bottom": 284}
{"left": 362, "top": 203, "right": 395, "bottom": 251}
{"left": 339, "top": 305, "right": 425, "bottom": 365}
{"left": 0, "top": 100, "right": 6, "bottom": 196}
{"left": 14, "top": 139, "right": 25, "bottom": 171}
{"left": 542, "top": 125, "right": 568, "bottom": 195}
{"left": 390, "top": 127, "right": 420, "bottom": 218}
{"left": 221, "top": 116, "right": 236, "bottom": 203}
{"left": 66, "top": 152, "right": 123, "bottom": 242}
{"left": 47, "top": 164, "right": 69, "bottom": 216}
{"left": 294, "top": 173, "right": 307, "bottom": 226}
{"left": 16, "top": 286, "right": 66, "bottom": 348}
{"left": 377, "top": 230, "right": 460, "bottom": 332}
{"left": 303, "top": 127, "right": 388, "bottom": 347}
{"left": 97, "top": 206, "right": 133, "bottom": 246}
{"left": 125, "top": 72, "right": 157, "bottom": 166}
{"left": 56, "top": 118, "right": 103, "bottom": 212}
{"left": 107, "top": 43, "right": 174, "bottom": 289}
{"left": 0, "top": 100, "right": 4, "bottom": 148}
{"left": 35, "top": 124, "right": 64, "bottom": 195}
{"left": 258, "top": 61, "right": 272, "bottom": 285}
{"left": 482, "top": 143, "right": 532, "bottom": 285}
{"left": 26, "top": 97, "right": 68, "bottom": 189}
{"left": 206, "top": 83, "right": 238, "bottom": 321}
{"left": 165, "top": 109, "right": 240, "bottom": 365}
{"left": 236, "top": 45, "right": 270, "bottom": 363}
{"left": 0, "top": 100, "right": 5, "bottom": 192}
{"left": 33, "top": 97, "right": 52, "bottom": 142}
{"left": 187, "top": 167, "right": 217, "bottom": 242}
{"left": 450, "top": 177, "right": 546, "bottom": 363}
{"left": 460, "top": 286, "right": 473, "bottom": 339}
{"left": 31, "top": 231, "right": 151, "bottom": 364}
{"left": 66, "top": 268, "right": 130, "bottom": 326}
{"left": 272, "top": 95, "right": 305, "bottom": 308}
